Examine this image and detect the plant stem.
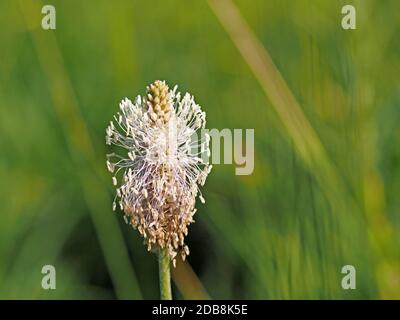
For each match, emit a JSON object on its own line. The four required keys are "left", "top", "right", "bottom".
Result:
{"left": 158, "top": 248, "right": 172, "bottom": 300}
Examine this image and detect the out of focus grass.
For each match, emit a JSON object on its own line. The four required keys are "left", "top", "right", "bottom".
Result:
{"left": 0, "top": 0, "right": 399, "bottom": 299}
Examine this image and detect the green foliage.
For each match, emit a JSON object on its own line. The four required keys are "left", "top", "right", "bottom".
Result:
{"left": 0, "top": 0, "right": 399, "bottom": 299}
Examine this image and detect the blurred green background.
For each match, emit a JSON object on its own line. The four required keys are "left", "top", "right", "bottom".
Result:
{"left": 0, "top": 0, "right": 399, "bottom": 299}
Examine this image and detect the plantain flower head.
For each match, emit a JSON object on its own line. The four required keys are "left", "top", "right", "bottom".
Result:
{"left": 106, "top": 80, "right": 212, "bottom": 265}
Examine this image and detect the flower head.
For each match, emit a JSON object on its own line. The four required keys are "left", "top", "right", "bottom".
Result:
{"left": 106, "top": 80, "right": 211, "bottom": 265}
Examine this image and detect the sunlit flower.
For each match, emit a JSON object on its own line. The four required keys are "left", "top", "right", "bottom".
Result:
{"left": 106, "top": 80, "right": 211, "bottom": 265}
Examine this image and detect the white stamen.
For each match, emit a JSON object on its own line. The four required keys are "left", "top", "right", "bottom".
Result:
{"left": 105, "top": 81, "right": 211, "bottom": 262}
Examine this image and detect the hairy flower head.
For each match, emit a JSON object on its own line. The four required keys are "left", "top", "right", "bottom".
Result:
{"left": 106, "top": 80, "right": 211, "bottom": 265}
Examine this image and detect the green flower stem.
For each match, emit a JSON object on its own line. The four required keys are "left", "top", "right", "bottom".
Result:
{"left": 158, "top": 248, "right": 172, "bottom": 300}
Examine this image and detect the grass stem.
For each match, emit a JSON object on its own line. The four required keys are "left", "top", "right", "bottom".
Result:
{"left": 158, "top": 248, "right": 172, "bottom": 300}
